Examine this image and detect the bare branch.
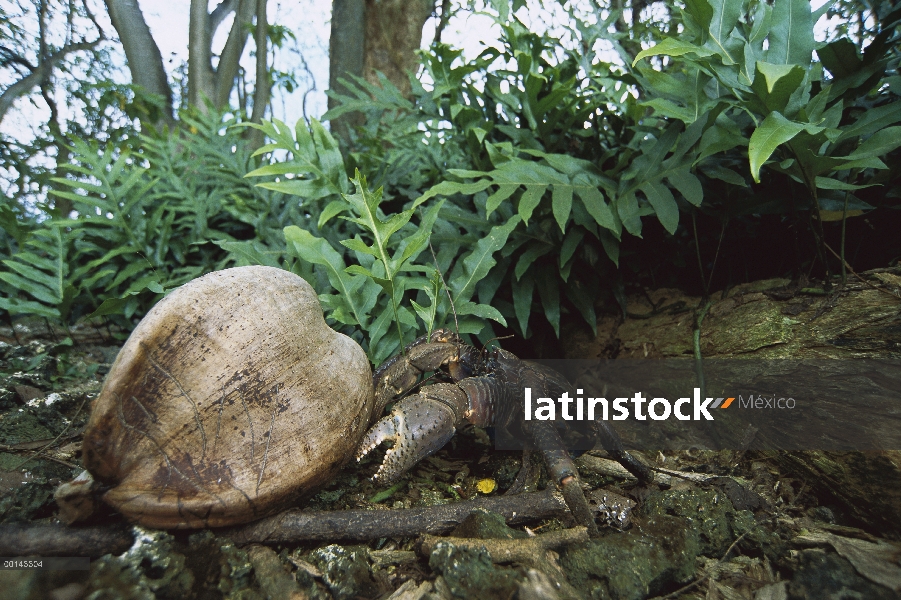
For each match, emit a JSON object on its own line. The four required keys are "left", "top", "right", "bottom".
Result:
{"left": 214, "top": 0, "right": 254, "bottom": 108}
{"left": 420, "top": 527, "right": 590, "bottom": 563}
{"left": 225, "top": 488, "right": 575, "bottom": 544}
{"left": 249, "top": 0, "right": 268, "bottom": 124}
{"left": 0, "top": 38, "right": 102, "bottom": 125}
{"left": 210, "top": 0, "right": 240, "bottom": 35}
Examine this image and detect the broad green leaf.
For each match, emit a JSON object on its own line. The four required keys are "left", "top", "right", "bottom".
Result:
{"left": 212, "top": 240, "right": 281, "bottom": 268}
{"left": 535, "top": 269, "right": 561, "bottom": 337}
{"left": 749, "top": 0, "right": 773, "bottom": 44}
{"left": 847, "top": 127, "right": 901, "bottom": 159}
{"left": 707, "top": 0, "right": 744, "bottom": 64}
{"left": 752, "top": 61, "right": 806, "bottom": 112}
{"left": 641, "top": 98, "right": 697, "bottom": 122}
{"left": 511, "top": 274, "right": 534, "bottom": 336}
{"left": 598, "top": 229, "right": 620, "bottom": 266}
{"left": 640, "top": 181, "right": 680, "bottom": 234}
{"left": 2, "top": 258, "right": 60, "bottom": 294}
{"left": 318, "top": 200, "right": 348, "bottom": 228}
{"left": 284, "top": 225, "right": 370, "bottom": 327}
{"left": 341, "top": 237, "right": 374, "bottom": 256}
{"left": 818, "top": 38, "right": 862, "bottom": 79}
{"left": 814, "top": 177, "right": 877, "bottom": 191}
{"left": 310, "top": 119, "right": 345, "bottom": 187}
{"left": 633, "top": 38, "right": 715, "bottom": 67}
{"left": 575, "top": 187, "right": 617, "bottom": 233}
{"left": 518, "top": 184, "right": 546, "bottom": 224}
{"left": 617, "top": 192, "right": 642, "bottom": 236}
{"left": 486, "top": 184, "right": 518, "bottom": 217}
{"left": 566, "top": 284, "right": 597, "bottom": 334}
{"left": 768, "top": 0, "right": 814, "bottom": 67}
{"left": 684, "top": 0, "right": 714, "bottom": 34}
{"left": 415, "top": 179, "right": 492, "bottom": 204}
{"left": 667, "top": 170, "right": 704, "bottom": 206}
{"left": 455, "top": 301, "right": 507, "bottom": 327}
{"left": 396, "top": 200, "right": 444, "bottom": 267}
{"left": 0, "top": 271, "right": 58, "bottom": 304}
{"left": 749, "top": 112, "right": 805, "bottom": 182}
{"left": 0, "top": 297, "right": 60, "bottom": 319}
{"left": 560, "top": 228, "right": 585, "bottom": 267}
{"left": 515, "top": 244, "right": 552, "bottom": 280}
{"left": 837, "top": 102, "right": 901, "bottom": 142}
{"left": 551, "top": 185, "right": 573, "bottom": 233}
{"left": 450, "top": 215, "right": 521, "bottom": 304}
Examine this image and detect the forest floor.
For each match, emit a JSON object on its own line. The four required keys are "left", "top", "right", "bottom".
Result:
{"left": 0, "top": 319, "right": 899, "bottom": 600}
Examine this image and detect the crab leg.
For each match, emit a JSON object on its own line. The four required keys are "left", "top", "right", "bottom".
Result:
{"left": 371, "top": 329, "right": 463, "bottom": 416}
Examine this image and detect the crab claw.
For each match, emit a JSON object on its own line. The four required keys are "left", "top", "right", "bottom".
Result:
{"left": 356, "top": 384, "right": 464, "bottom": 483}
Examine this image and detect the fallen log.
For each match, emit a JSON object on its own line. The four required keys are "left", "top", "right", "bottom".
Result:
{"left": 564, "top": 268, "right": 901, "bottom": 537}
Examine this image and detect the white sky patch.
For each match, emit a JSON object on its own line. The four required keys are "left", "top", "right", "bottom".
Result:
{"left": 0, "top": 0, "right": 873, "bottom": 154}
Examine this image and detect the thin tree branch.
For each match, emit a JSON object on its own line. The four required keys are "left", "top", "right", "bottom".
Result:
{"left": 249, "top": 0, "right": 269, "bottom": 125}
{"left": 210, "top": 0, "right": 240, "bottom": 34}
{"left": 0, "top": 38, "right": 102, "bottom": 125}
{"left": 214, "top": 0, "right": 254, "bottom": 108}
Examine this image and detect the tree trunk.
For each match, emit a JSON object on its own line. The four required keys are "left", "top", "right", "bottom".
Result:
{"left": 104, "top": 0, "right": 173, "bottom": 124}
{"left": 563, "top": 269, "right": 901, "bottom": 536}
{"left": 362, "top": 0, "right": 432, "bottom": 95}
{"left": 328, "top": 0, "right": 433, "bottom": 142}
{"left": 328, "top": 0, "right": 366, "bottom": 141}
{"left": 187, "top": 0, "right": 254, "bottom": 111}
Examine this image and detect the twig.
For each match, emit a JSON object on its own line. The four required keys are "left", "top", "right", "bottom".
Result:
{"left": 0, "top": 489, "right": 579, "bottom": 556}
{"left": 225, "top": 488, "right": 573, "bottom": 544}
{"left": 576, "top": 454, "right": 719, "bottom": 486}
{"left": 420, "top": 526, "right": 589, "bottom": 563}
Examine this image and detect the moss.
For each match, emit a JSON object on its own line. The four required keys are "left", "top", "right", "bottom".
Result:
{"left": 428, "top": 541, "right": 521, "bottom": 599}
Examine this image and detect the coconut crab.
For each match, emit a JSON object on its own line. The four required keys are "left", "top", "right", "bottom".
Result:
{"left": 57, "top": 266, "right": 648, "bottom": 534}
{"left": 357, "top": 328, "right": 652, "bottom": 535}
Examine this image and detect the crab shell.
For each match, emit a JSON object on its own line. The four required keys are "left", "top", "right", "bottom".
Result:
{"left": 80, "top": 266, "right": 374, "bottom": 528}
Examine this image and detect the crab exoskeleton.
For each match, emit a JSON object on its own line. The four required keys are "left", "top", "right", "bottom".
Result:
{"left": 356, "top": 329, "right": 652, "bottom": 535}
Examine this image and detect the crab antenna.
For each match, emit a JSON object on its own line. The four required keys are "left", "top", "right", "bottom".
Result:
{"left": 482, "top": 334, "right": 514, "bottom": 351}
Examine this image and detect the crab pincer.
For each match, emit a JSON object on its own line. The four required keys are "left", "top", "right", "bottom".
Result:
{"left": 355, "top": 385, "right": 464, "bottom": 482}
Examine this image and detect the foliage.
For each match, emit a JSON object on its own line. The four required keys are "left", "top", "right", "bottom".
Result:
{"left": 1, "top": 108, "right": 298, "bottom": 328}
{"left": 322, "top": 0, "right": 901, "bottom": 338}
{"left": 3, "top": 0, "right": 900, "bottom": 362}
{"left": 243, "top": 118, "right": 511, "bottom": 365}
{"left": 632, "top": 0, "right": 901, "bottom": 275}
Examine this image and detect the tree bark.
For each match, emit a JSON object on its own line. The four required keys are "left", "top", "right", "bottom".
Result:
{"left": 362, "top": 0, "right": 432, "bottom": 95}
{"left": 215, "top": 0, "right": 255, "bottom": 109}
{"left": 328, "top": 0, "right": 366, "bottom": 141}
{"left": 188, "top": 0, "right": 216, "bottom": 109}
{"left": 188, "top": 0, "right": 254, "bottom": 111}
{"left": 251, "top": 0, "right": 270, "bottom": 122}
{"left": 104, "top": 0, "right": 173, "bottom": 123}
